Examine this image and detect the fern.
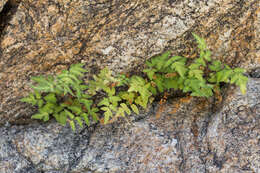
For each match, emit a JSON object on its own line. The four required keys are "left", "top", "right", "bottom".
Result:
{"left": 88, "top": 67, "right": 118, "bottom": 95}
{"left": 192, "top": 33, "right": 207, "bottom": 51}
{"left": 31, "top": 75, "right": 55, "bottom": 93}
{"left": 119, "top": 91, "right": 140, "bottom": 114}
{"left": 128, "top": 76, "right": 152, "bottom": 109}
{"left": 143, "top": 53, "right": 188, "bottom": 94}
{"left": 21, "top": 33, "right": 248, "bottom": 131}
{"left": 21, "top": 63, "right": 92, "bottom": 131}
{"left": 230, "top": 68, "right": 248, "bottom": 94}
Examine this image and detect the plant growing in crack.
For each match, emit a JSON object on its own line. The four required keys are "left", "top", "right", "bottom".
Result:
{"left": 21, "top": 33, "right": 248, "bottom": 131}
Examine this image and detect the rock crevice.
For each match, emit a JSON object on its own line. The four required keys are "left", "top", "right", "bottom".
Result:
{"left": 0, "top": 0, "right": 259, "bottom": 172}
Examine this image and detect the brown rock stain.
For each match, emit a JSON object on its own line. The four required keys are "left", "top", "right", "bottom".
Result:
{"left": 191, "top": 98, "right": 211, "bottom": 141}
{"left": 1, "top": 36, "right": 16, "bottom": 48}
{"left": 170, "top": 96, "right": 192, "bottom": 115}
{"left": 51, "top": 17, "right": 64, "bottom": 35}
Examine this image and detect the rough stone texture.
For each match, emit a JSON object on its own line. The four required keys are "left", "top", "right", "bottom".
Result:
{"left": 0, "top": 1, "right": 259, "bottom": 172}
{"left": 0, "top": 0, "right": 259, "bottom": 124}
{"left": 0, "top": 0, "right": 8, "bottom": 12}
{"left": 0, "top": 77, "right": 259, "bottom": 173}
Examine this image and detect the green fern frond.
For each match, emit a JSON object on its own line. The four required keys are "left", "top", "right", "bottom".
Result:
{"left": 146, "top": 51, "right": 171, "bottom": 70}
{"left": 53, "top": 112, "right": 67, "bottom": 125}
{"left": 81, "top": 113, "right": 90, "bottom": 126}
{"left": 20, "top": 93, "right": 37, "bottom": 105}
{"left": 67, "top": 106, "right": 82, "bottom": 115}
{"left": 209, "top": 60, "right": 222, "bottom": 71}
{"left": 230, "top": 68, "right": 248, "bottom": 94}
{"left": 33, "top": 113, "right": 49, "bottom": 122}
{"left": 101, "top": 107, "right": 113, "bottom": 124}
{"left": 44, "top": 93, "right": 57, "bottom": 103}
{"left": 130, "top": 104, "right": 139, "bottom": 114}
{"left": 163, "top": 56, "right": 185, "bottom": 68}
{"left": 120, "top": 103, "right": 131, "bottom": 115}
{"left": 119, "top": 92, "right": 135, "bottom": 104}
{"left": 75, "top": 117, "right": 83, "bottom": 128}
{"left": 31, "top": 76, "right": 55, "bottom": 92}
{"left": 192, "top": 33, "right": 207, "bottom": 51}
{"left": 64, "top": 109, "right": 75, "bottom": 119}
{"left": 69, "top": 120, "right": 76, "bottom": 131}
{"left": 171, "top": 61, "right": 187, "bottom": 78}
{"left": 69, "top": 63, "right": 88, "bottom": 77}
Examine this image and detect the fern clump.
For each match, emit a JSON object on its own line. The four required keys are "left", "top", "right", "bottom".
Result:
{"left": 143, "top": 33, "right": 248, "bottom": 97}
{"left": 21, "top": 64, "right": 97, "bottom": 131}
{"left": 21, "top": 33, "right": 248, "bottom": 131}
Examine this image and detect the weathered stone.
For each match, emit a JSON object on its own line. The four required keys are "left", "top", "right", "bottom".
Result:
{"left": 250, "top": 67, "right": 260, "bottom": 78}
{"left": 0, "top": 0, "right": 259, "bottom": 171}
{"left": 0, "top": 0, "right": 8, "bottom": 12}
{"left": 0, "top": 77, "right": 259, "bottom": 172}
{"left": 0, "top": 0, "right": 19, "bottom": 37}
{"left": 0, "top": 0, "right": 259, "bottom": 124}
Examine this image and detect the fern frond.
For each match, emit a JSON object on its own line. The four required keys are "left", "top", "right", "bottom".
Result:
{"left": 53, "top": 112, "right": 67, "bottom": 125}
{"left": 230, "top": 68, "right": 248, "bottom": 94}
{"left": 130, "top": 104, "right": 139, "bottom": 114}
{"left": 69, "top": 63, "right": 87, "bottom": 77}
{"left": 146, "top": 51, "right": 170, "bottom": 70}
{"left": 192, "top": 33, "right": 207, "bottom": 51}
{"left": 119, "top": 92, "right": 135, "bottom": 104}
{"left": 120, "top": 103, "right": 131, "bottom": 115}
{"left": 81, "top": 113, "right": 90, "bottom": 126}
{"left": 67, "top": 105, "right": 82, "bottom": 115}
{"left": 64, "top": 109, "right": 75, "bottom": 119}
{"left": 101, "top": 107, "right": 113, "bottom": 124}
{"left": 75, "top": 117, "right": 83, "bottom": 128}
{"left": 80, "top": 98, "right": 93, "bottom": 111}
{"left": 20, "top": 93, "right": 37, "bottom": 105}
{"left": 89, "top": 108, "right": 99, "bottom": 122}
{"left": 44, "top": 93, "right": 57, "bottom": 103}
{"left": 31, "top": 76, "right": 55, "bottom": 92}
{"left": 171, "top": 61, "right": 187, "bottom": 78}
{"left": 69, "top": 120, "right": 76, "bottom": 131}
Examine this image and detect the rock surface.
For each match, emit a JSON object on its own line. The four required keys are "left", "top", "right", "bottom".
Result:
{"left": 0, "top": 0, "right": 259, "bottom": 172}
{"left": 0, "top": 0, "right": 259, "bottom": 124}
{"left": 0, "top": 77, "right": 259, "bottom": 173}
{"left": 0, "top": 0, "right": 7, "bottom": 12}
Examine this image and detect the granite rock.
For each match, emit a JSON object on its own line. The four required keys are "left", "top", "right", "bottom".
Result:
{"left": 0, "top": 77, "right": 259, "bottom": 172}
{"left": 0, "top": 0, "right": 19, "bottom": 37}
{"left": 0, "top": 1, "right": 259, "bottom": 172}
{"left": 0, "top": 0, "right": 7, "bottom": 12}
{"left": 0, "top": 0, "right": 259, "bottom": 124}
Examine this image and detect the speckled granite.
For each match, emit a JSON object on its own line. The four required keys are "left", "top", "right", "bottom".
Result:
{"left": 0, "top": 77, "right": 259, "bottom": 172}
{"left": 0, "top": 0, "right": 259, "bottom": 124}
{"left": 0, "top": 1, "right": 259, "bottom": 171}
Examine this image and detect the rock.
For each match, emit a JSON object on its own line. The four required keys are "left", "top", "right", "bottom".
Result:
{"left": 0, "top": 0, "right": 259, "bottom": 171}
{"left": 0, "top": 0, "right": 19, "bottom": 37}
{"left": 250, "top": 67, "right": 260, "bottom": 78}
{"left": 0, "top": 0, "right": 259, "bottom": 125}
{"left": 0, "top": 0, "right": 8, "bottom": 12}
{"left": 0, "top": 77, "right": 259, "bottom": 172}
